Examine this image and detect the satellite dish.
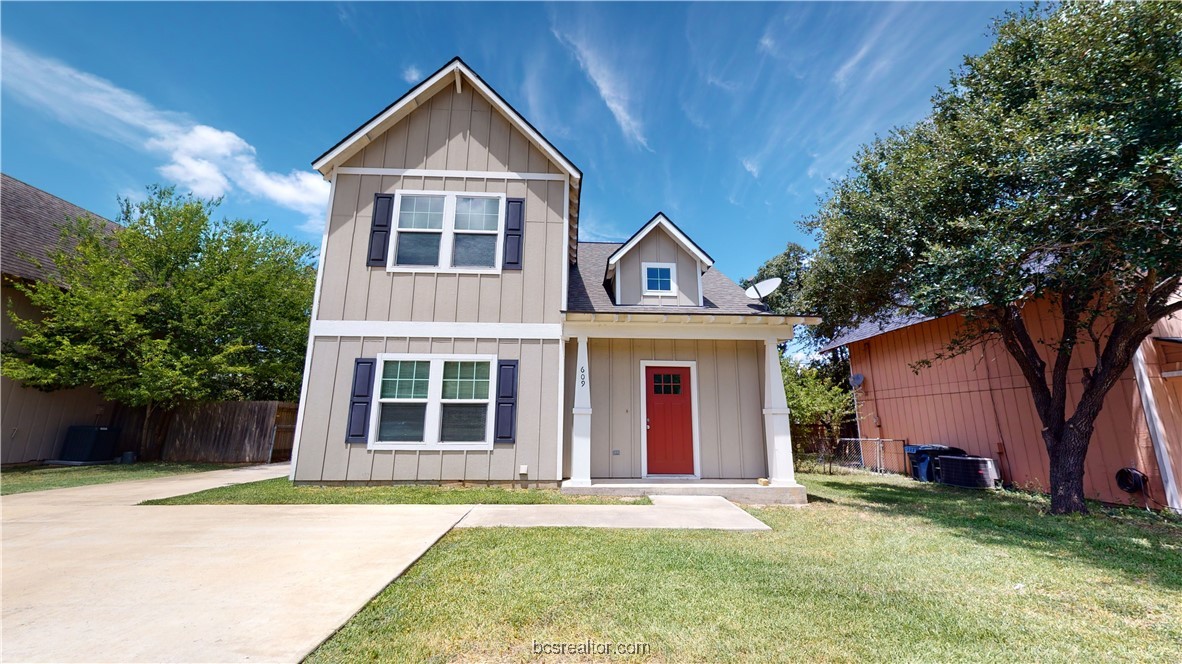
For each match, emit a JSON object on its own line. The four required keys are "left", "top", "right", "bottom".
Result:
{"left": 745, "top": 277, "right": 782, "bottom": 300}
{"left": 850, "top": 373, "right": 865, "bottom": 388}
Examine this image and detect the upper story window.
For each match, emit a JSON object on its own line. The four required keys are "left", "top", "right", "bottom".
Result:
{"left": 390, "top": 191, "right": 505, "bottom": 272}
{"left": 642, "top": 262, "right": 677, "bottom": 296}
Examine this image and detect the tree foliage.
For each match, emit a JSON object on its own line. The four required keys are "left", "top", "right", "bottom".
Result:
{"left": 3, "top": 187, "right": 316, "bottom": 448}
{"left": 771, "top": 2, "right": 1182, "bottom": 513}
{"left": 783, "top": 357, "right": 857, "bottom": 473}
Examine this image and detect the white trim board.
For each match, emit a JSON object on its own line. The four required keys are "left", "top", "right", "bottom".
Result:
{"left": 310, "top": 320, "right": 563, "bottom": 340}
{"left": 639, "top": 360, "right": 702, "bottom": 480}
{"left": 562, "top": 321, "right": 797, "bottom": 342}
{"left": 289, "top": 171, "right": 337, "bottom": 480}
{"left": 1133, "top": 346, "right": 1181, "bottom": 512}
{"left": 335, "top": 167, "right": 566, "bottom": 181}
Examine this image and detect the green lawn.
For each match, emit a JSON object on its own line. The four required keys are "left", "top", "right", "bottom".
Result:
{"left": 0, "top": 462, "right": 234, "bottom": 495}
{"left": 143, "top": 476, "right": 650, "bottom": 505}
{"left": 308, "top": 472, "right": 1182, "bottom": 663}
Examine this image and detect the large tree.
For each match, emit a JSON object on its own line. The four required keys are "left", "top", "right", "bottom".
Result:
{"left": 773, "top": 2, "right": 1181, "bottom": 513}
{"left": 3, "top": 186, "right": 316, "bottom": 457}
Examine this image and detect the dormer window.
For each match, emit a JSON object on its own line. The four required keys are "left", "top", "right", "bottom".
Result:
{"left": 643, "top": 262, "right": 677, "bottom": 296}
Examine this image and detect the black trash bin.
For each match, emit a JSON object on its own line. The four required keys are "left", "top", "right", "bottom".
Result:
{"left": 905, "top": 444, "right": 967, "bottom": 482}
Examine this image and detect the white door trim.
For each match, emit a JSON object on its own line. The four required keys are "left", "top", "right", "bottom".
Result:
{"left": 639, "top": 360, "right": 701, "bottom": 479}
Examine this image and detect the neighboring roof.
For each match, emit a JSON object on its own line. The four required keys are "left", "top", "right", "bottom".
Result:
{"left": 817, "top": 311, "right": 936, "bottom": 353}
{"left": 569, "top": 242, "right": 771, "bottom": 316}
{"left": 604, "top": 212, "right": 714, "bottom": 280}
{"left": 1, "top": 173, "right": 118, "bottom": 283}
{"left": 312, "top": 56, "right": 584, "bottom": 263}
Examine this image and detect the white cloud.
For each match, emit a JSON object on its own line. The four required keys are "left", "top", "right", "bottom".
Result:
{"left": 578, "top": 215, "right": 627, "bottom": 242}
{"left": 1, "top": 41, "right": 329, "bottom": 232}
{"left": 833, "top": 6, "right": 902, "bottom": 89}
{"left": 758, "top": 34, "right": 776, "bottom": 55}
{"left": 401, "top": 65, "right": 423, "bottom": 83}
{"left": 741, "top": 158, "right": 761, "bottom": 178}
{"left": 552, "top": 28, "right": 651, "bottom": 151}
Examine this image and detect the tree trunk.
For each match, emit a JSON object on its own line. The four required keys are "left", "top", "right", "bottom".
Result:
{"left": 1044, "top": 425, "right": 1092, "bottom": 514}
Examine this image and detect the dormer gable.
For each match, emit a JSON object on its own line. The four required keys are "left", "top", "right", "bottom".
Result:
{"left": 604, "top": 213, "right": 715, "bottom": 307}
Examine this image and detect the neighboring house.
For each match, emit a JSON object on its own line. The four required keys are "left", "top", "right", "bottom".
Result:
{"left": 290, "top": 58, "right": 817, "bottom": 502}
{"left": 0, "top": 174, "right": 117, "bottom": 463}
{"left": 820, "top": 301, "right": 1182, "bottom": 511}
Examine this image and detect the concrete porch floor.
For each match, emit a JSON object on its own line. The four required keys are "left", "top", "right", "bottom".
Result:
{"left": 561, "top": 478, "right": 808, "bottom": 505}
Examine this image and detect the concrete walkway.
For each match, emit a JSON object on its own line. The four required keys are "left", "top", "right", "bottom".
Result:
{"left": 3, "top": 465, "right": 771, "bottom": 663}
{"left": 460, "top": 495, "right": 770, "bottom": 530}
{"left": 2, "top": 465, "right": 470, "bottom": 663}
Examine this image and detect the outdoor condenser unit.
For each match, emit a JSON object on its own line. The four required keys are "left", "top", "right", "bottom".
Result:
{"left": 935, "top": 456, "right": 1001, "bottom": 489}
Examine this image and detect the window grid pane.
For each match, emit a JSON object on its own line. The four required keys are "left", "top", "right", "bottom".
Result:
{"left": 646, "top": 267, "right": 672, "bottom": 292}
{"left": 442, "top": 361, "right": 490, "bottom": 400}
{"left": 454, "top": 197, "right": 499, "bottom": 231}
{"left": 398, "top": 195, "right": 445, "bottom": 230}
{"left": 381, "top": 361, "right": 430, "bottom": 399}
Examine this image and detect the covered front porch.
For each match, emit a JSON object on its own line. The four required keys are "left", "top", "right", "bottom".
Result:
{"left": 559, "top": 313, "right": 809, "bottom": 505}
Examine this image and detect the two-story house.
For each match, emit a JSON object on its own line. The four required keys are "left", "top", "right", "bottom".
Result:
{"left": 290, "top": 58, "right": 817, "bottom": 503}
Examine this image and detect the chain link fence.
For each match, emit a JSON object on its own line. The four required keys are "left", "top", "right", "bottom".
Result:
{"left": 793, "top": 425, "right": 911, "bottom": 476}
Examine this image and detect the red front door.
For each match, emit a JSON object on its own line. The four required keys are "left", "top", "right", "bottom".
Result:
{"left": 646, "top": 366, "right": 694, "bottom": 475}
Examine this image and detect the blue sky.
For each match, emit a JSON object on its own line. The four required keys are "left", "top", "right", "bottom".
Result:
{"left": 2, "top": 1, "right": 1012, "bottom": 280}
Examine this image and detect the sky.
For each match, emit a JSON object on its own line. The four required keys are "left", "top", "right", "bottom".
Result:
{"left": 1, "top": 1, "right": 1013, "bottom": 281}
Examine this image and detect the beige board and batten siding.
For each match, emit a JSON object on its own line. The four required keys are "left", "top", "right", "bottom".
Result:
{"left": 1, "top": 283, "right": 113, "bottom": 463}
{"left": 616, "top": 226, "right": 701, "bottom": 306}
{"left": 567, "top": 338, "right": 768, "bottom": 479}
{"left": 294, "top": 336, "right": 561, "bottom": 483}
{"left": 318, "top": 85, "right": 568, "bottom": 325}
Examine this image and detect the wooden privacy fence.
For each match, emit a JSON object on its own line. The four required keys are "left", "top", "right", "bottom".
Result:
{"left": 163, "top": 401, "right": 297, "bottom": 464}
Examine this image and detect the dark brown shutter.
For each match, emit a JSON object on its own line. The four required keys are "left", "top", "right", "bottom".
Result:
{"left": 346, "top": 358, "right": 377, "bottom": 443}
{"left": 367, "top": 194, "right": 394, "bottom": 267}
{"left": 493, "top": 360, "right": 519, "bottom": 444}
{"left": 502, "top": 198, "right": 524, "bottom": 270}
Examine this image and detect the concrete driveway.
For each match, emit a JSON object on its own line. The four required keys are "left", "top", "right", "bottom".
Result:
{"left": 1, "top": 465, "right": 470, "bottom": 663}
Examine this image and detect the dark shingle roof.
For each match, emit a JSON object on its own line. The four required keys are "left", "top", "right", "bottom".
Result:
{"left": 567, "top": 242, "right": 772, "bottom": 316}
{"left": 1, "top": 174, "right": 117, "bottom": 282}
{"left": 817, "top": 311, "right": 935, "bottom": 352}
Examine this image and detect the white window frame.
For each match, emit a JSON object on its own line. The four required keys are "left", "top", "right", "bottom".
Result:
{"left": 386, "top": 190, "right": 507, "bottom": 274}
{"left": 641, "top": 261, "right": 678, "bottom": 297}
{"left": 368, "top": 353, "right": 498, "bottom": 450}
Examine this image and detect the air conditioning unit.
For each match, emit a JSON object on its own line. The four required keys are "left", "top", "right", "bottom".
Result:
{"left": 935, "top": 456, "right": 1001, "bottom": 489}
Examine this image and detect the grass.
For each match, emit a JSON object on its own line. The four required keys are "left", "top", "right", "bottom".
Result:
{"left": 308, "top": 471, "right": 1182, "bottom": 663}
{"left": 0, "top": 461, "right": 234, "bottom": 495}
{"left": 143, "top": 476, "right": 651, "bottom": 505}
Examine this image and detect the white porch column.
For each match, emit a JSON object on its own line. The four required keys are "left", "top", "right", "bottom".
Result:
{"left": 763, "top": 338, "right": 799, "bottom": 486}
{"left": 567, "top": 335, "right": 593, "bottom": 487}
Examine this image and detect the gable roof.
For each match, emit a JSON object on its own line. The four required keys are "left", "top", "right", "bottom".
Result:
{"left": 313, "top": 57, "right": 582, "bottom": 180}
{"left": 312, "top": 56, "right": 583, "bottom": 263}
{"left": 604, "top": 212, "right": 714, "bottom": 281}
{"left": 1, "top": 173, "right": 118, "bottom": 283}
{"left": 570, "top": 242, "right": 770, "bottom": 316}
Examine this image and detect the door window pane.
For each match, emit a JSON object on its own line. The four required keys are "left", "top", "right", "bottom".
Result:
{"left": 652, "top": 373, "right": 682, "bottom": 395}
{"left": 398, "top": 195, "right": 444, "bottom": 229}
{"left": 381, "top": 361, "right": 430, "bottom": 399}
{"left": 440, "top": 404, "right": 487, "bottom": 441}
{"left": 378, "top": 403, "right": 427, "bottom": 441}
{"left": 442, "top": 361, "right": 490, "bottom": 399}
{"left": 395, "top": 233, "right": 441, "bottom": 266}
{"left": 452, "top": 234, "right": 497, "bottom": 268}
{"left": 454, "top": 197, "right": 500, "bottom": 231}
